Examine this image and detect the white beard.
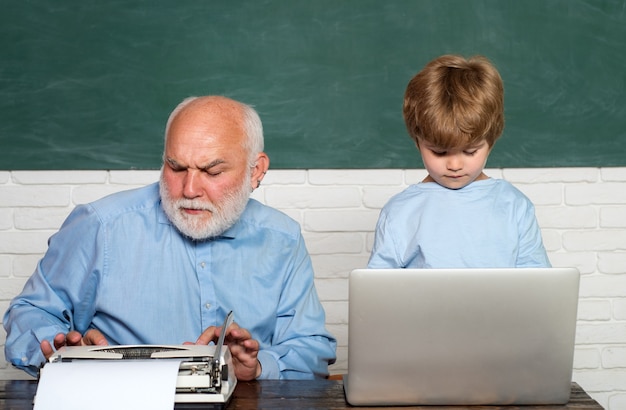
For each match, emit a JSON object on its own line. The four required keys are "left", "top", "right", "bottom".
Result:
{"left": 159, "top": 174, "right": 251, "bottom": 241}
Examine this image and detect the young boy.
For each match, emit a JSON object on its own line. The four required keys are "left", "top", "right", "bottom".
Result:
{"left": 368, "top": 55, "right": 551, "bottom": 268}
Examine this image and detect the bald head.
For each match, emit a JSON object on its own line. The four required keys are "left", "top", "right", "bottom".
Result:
{"left": 164, "top": 96, "right": 264, "bottom": 165}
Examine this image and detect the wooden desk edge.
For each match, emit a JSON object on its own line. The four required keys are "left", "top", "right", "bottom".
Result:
{"left": 0, "top": 379, "right": 603, "bottom": 409}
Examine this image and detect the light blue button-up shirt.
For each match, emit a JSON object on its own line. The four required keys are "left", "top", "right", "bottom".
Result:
{"left": 4, "top": 183, "right": 336, "bottom": 378}
{"left": 368, "top": 178, "right": 551, "bottom": 269}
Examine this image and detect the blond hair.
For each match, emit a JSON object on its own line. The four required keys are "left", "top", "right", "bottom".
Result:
{"left": 403, "top": 55, "right": 504, "bottom": 149}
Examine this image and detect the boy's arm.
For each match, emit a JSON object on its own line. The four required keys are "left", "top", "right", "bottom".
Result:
{"left": 368, "top": 210, "right": 403, "bottom": 268}
{"left": 516, "top": 202, "right": 551, "bottom": 268}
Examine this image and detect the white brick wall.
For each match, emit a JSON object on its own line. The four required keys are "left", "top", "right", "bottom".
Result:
{"left": 1, "top": 168, "right": 625, "bottom": 409}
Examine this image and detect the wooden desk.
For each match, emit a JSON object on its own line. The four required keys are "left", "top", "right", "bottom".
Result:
{"left": 0, "top": 379, "right": 603, "bottom": 409}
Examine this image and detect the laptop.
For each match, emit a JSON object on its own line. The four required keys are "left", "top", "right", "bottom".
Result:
{"left": 344, "top": 268, "right": 580, "bottom": 406}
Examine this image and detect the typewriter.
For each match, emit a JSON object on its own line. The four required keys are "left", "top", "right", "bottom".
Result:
{"left": 45, "top": 312, "right": 237, "bottom": 407}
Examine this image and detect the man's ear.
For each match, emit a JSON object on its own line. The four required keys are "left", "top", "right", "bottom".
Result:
{"left": 251, "top": 152, "right": 270, "bottom": 190}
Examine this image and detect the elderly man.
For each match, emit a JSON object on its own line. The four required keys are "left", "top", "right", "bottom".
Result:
{"left": 4, "top": 96, "right": 336, "bottom": 380}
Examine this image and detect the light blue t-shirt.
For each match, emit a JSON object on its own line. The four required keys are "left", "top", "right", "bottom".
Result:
{"left": 368, "top": 178, "right": 551, "bottom": 269}
{"left": 4, "top": 183, "right": 336, "bottom": 378}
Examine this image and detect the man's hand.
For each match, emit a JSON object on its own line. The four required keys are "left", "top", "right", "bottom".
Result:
{"left": 40, "top": 329, "right": 109, "bottom": 360}
{"left": 193, "top": 322, "right": 262, "bottom": 381}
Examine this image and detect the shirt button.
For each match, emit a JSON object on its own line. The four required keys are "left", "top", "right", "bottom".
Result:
{"left": 205, "top": 303, "right": 211, "bottom": 309}
{"left": 200, "top": 262, "right": 206, "bottom": 268}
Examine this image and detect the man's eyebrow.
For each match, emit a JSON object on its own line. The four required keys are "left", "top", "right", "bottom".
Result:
{"left": 165, "top": 157, "right": 182, "bottom": 168}
{"left": 165, "top": 157, "right": 226, "bottom": 170}
{"left": 199, "top": 159, "right": 226, "bottom": 171}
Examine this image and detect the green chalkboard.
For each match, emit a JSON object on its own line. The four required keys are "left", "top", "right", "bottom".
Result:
{"left": 1, "top": 0, "right": 625, "bottom": 170}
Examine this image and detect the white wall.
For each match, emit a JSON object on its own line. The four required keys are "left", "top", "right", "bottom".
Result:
{"left": 1, "top": 168, "right": 625, "bottom": 409}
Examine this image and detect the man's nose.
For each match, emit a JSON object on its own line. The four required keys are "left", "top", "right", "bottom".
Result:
{"left": 182, "top": 170, "right": 201, "bottom": 198}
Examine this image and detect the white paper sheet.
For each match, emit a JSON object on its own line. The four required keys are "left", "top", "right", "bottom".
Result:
{"left": 34, "top": 359, "right": 182, "bottom": 410}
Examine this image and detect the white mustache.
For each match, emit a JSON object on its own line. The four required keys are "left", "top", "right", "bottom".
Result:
{"left": 175, "top": 199, "right": 216, "bottom": 213}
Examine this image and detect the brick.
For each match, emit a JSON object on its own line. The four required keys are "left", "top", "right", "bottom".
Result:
{"left": 264, "top": 170, "right": 307, "bottom": 185}
{"left": 0, "top": 278, "right": 28, "bottom": 299}
{"left": 404, "top": 169, "right": 428, "bottom": 184}
{"left": 609, "top": 394, "right": 626, "bottom": 410}
{"left": 0, "top": 172, "right": 10, "bottom": 184}
{"left": 601, "top": 168, "right": 626, "bottom": 182}
{"left": 563, "top": 230, "right": 626, "bottom": 252}
{"left": 0, "top": 232, "right": 51, "bottom": 254}
{"left": 314, "top": 278, "right": 348, "bottom": 302}
{"left": 580, "top": 275, "right": 626, "bottom": 298}
{"left": 600, "top": 206, "right": 626, "bottom": 228}
{"left": 12, "top": 170, "right": 107, "bottom": 185}
{"left": 0, "top": 209, "right": 12, "bottom": 230}
{"left": 515, "top": 183, "right": 564, "bottom": 206}
{"left": 311, "top": 255, "right": 370, "bottom": 278}
{"left": 109, "top": 170, "right": 159, "bottom": 185}
{"left": 308, "top": 169, "right": 403, "bottom": 186}
{"left": 602, "top": 346, "right": 626, "bottom": 368}
{"left": 0, "top": 255, "right": 11, "bottom": 277}
{"left": 280, "top": 209, "right": 303, "bottom": 226}
{"left": 598, "top": 252, "right": 626, "bottom": 274}
{"left": 566, "top": 182, "right": 626, "bottom": 205}
{"left": 0, "top": 186, "right": 71, "bottom": 207}
{"left": 14, "top": 207, "right": 72, "bottom": 230}
{"left": 548, "top": 252, "right": 596, "bottom": 275}
{"left": 576, "top": 323, "right": 626, "bottom": 344}
{"left": 365, "top": 232, "right": 375, "bottom": 252}
{"left": 362, "top": 186, "right": 406, "bottom": 209}
{"left": 541, "top": 230, "right": 563, "bottom": 252}
{"left": 573, "top": 347, "right": 601, "bottom": 369}
{"left": 13, "top": 255, "right": 42, "bottom": 278}
{"left": 0, "top": 301, "right": 9, "bottom": 321}
{"left": 536, "top": 206, "right": 597, "bottom": 229}
{"left": 614, "top": 299, "right": 626, "bottom": 321}
{"left": 303, "top": 232, "right": 365, "bottom": 255}
{"left": 72, "top": 185, "right": 145, "bottom": 205}
{"left": 304, "top": 209, "right": 380, "bottom": 232}
{"left": 503, "top": 168, "right": 598, "bottom": 183}
{"left": 577, "top": 299, "right": 612, "bottom": 321}
{"left": 322, "top": 301, "right": 348, "bottom": 325}
{"left": 265, "top": 186, "right": 361, "bottom": 209}
{"left": 573, "top": 369, "right": 626, "bottom": 392}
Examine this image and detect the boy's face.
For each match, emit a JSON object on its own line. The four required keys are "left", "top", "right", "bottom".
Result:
{"left": 417, "top": 139, "right": 491, "bottom": 190}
